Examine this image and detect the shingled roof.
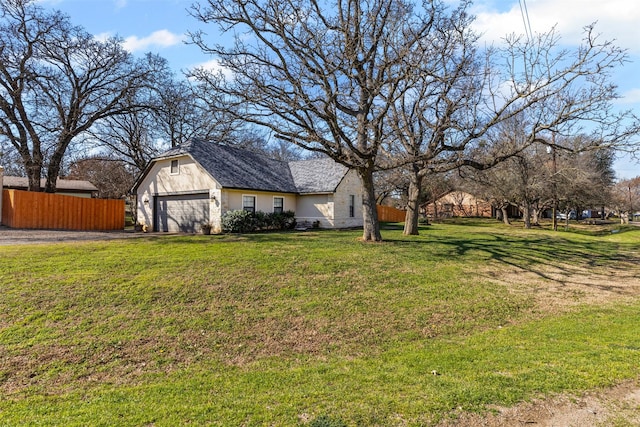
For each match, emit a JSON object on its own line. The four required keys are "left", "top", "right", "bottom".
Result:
{"left": 289, "top": 158, "right": 349, "bottom": 193}
{"left": 146, "top": 138, "right": 349, "bottom": 194}
{"left": 2, "top": 176, "right": 98, "bottom": 192}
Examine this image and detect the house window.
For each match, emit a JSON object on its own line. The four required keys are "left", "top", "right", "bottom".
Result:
{"left": 170, "top": 159, "right": 179, "bottom": 175}
{"left": 243, "top": 195, "right": 256, "bottom": 213}
{"left": 273, "top": 197, "right": 284, "bottom": 214}
{"left": 349, "top": 194, "right": 355, "bottom": 218}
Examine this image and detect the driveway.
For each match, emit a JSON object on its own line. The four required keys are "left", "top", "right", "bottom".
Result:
{"left": 0, "top": 226, "right": 146, "bottom": 245}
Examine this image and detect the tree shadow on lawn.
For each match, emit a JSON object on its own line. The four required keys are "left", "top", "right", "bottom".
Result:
{"left": 138, "top": 227, "right": 639, "bottom": 297}
{"left": 143, "top": 230, "right": 335, "bottom": 245}
{"left": 387, "top": 231, "right": 640, "bottom": 298}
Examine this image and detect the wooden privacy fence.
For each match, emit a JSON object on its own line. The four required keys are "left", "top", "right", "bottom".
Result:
{"left": 376, "top": 204, "right": 406, "bottom": 223}
{"left": 2, "top": 189, "right": 124, "bottom": 230}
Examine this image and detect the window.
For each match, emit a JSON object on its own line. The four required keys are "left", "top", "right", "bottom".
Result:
{"left": 273, "top": 197, "right": 284, "bottom": 214}
{"left": 243, "top": 195, "right": 256, "bottom": 213}
{"left": 170, "top": 159, "right": 179, "bottom": 174}
{"left": 349, "top": 194, "right": 355, "bottom": 218}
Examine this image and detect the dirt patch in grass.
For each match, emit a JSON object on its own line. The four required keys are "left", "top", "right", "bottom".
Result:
{"left": 476, "top": 255, "right": 640, "bottom": 313}
{"left": 458, "top": 247, "right": 640, "bottom": 426}
{"left": 439, "top": 379, "right": 640, "bottom": 427}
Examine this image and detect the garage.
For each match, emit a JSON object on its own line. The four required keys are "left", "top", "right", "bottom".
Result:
{"left": 154, "top": 193, "right": 210, "bottom": 233}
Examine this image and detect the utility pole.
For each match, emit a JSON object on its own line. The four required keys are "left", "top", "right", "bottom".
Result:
{"left": 629, "top": 184, "right": 633, "bottom": 223}
{"left": 549, "top": 134, "right": 558, "bottom": 231}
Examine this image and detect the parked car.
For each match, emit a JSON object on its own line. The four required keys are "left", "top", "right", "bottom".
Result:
{"left": 556, "top": 210, "right": 576, "bottom": 220}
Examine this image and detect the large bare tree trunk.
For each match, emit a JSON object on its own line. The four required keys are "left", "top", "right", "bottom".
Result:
{"left": 25, "top": 162, "right": 42, "bottom": 192}
{"left": 501, "top": 207, "right": 511, "bottom": 225}
{"left": 45, "top": 145, "right": 68, "bottom": 193}
{"left": 522, "top": 202, "right": 532, "bottom": 229}
{"left": 532, "top": 207, "right": 540, "bottom": 225}
{"left": 403, "top": 169, "right": 423, "bottom": 235}
{"left": 19, "top": 145, "right": 43, "bottom": 191}
{"left": 359, "top": 168, "right": 382, "bottom": 242}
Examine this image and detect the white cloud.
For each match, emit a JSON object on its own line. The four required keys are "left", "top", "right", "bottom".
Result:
{"left": 190, "top": 59, "right": 233, "bottom": 78}
{"left": 472, "top": 0, "right": 640, "bottom": 53}
{"left": 122, "top": 30, "right": 184, "bottom": 53}
{"left": 618, "top": 88, "right": 640, "bottom": 105}
{"left": 93, "top": 32, "right": 113, "bottom": 43}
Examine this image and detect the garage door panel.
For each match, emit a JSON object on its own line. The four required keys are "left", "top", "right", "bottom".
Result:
{"left": 155, "top": 193, "right": 209, "bottom": 232}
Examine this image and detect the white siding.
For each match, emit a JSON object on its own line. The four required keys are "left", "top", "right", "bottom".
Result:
{"left": 296, "top": 194, "right": 333, "bottom": 227}
{"left": 222, "top": 189, "right": 297, "bottom": 215}
{"left": 295, "top": 170, "right": 363, "bottom": 229}
{"left": 332, "top": 169, "right": 364, "bottom": 228}
{"left": 135, "top": 155, "right": 220, "bottom": 232}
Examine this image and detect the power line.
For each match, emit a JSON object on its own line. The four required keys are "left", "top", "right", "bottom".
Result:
{"left": 519, "top": 0, "right": 534, "bottom": 42}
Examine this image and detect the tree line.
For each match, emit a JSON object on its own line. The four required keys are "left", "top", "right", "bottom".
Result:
{"left": 1, "top": 0, "right": 638, "bottom": 241}
{"left": 0, "top": 0, "right": 299, "bottom": 197}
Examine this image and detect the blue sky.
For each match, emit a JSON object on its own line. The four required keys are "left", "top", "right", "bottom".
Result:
{"left": 41, "top": 0, "right": 639, "bottom": 179}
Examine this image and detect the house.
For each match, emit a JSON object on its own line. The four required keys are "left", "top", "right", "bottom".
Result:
{"left": 131, "top": 138, "right": 364, "bottom": 233}
{"left": 424, "top": 191, "right": 493, "bottom": 219}
{"left": 2, "top": 175, "right": 98, "bottom": 198}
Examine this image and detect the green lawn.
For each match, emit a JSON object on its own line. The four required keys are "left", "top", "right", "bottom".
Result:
{"left": 1, "top": 220, "right": 639, "bottom": 426}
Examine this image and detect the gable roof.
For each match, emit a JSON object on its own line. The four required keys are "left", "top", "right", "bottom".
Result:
{"left": 2, "top": 176, "right": 98, "bottom": 192}
{"left": 289, "top": 158, "right": 349, "bottom": 193}
{"left": 135, "top": 138, "right": 349, "bottom": 194}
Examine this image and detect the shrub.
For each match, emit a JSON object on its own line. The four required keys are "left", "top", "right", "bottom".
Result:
{"left": 221, "top": 210, "right": 256, "bottom": 233}
{"left": 221, "top": 210, "right": 297, "bottom": 233}
{"left": 253, "top": 211, "right": 272, "bottom": 229}
{"left": 272, "top": 210, "right": 296, "bottom": 230}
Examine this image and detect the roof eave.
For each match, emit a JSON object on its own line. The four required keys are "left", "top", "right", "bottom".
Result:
{"left": 223, "top": 185, "right": 299, "bottom": 194}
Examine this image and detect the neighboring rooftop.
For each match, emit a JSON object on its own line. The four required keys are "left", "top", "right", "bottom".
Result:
{"left": 2, "top": 176, "right": 98, "bottom": 192}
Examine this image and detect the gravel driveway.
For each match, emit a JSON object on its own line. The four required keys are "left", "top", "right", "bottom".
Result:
{"left": 0, "top": 226, "right": 147, "bottom": 245}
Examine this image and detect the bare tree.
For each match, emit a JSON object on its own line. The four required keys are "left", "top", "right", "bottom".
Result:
{"left": 188, "top": 0, "right": 638, "bottom": 240}
{"left": 552, "top": 146, "right": 615, "bottom": 224}
{"left": 189, "top": 0, "right": 456, "bottom": 241}
{"left": 0, "top": 0, "right": 165, "bottom": 192}
{"left": 374, "top": 168, "right": 411, "bottom": 206}
{"left": 233, "top": 127, "right": 304, "bottom": 161}
{"left": 384, "top": 0, "right": 484, "bottom": 234}
{"left": 463, "top": 135, "right": 616, "bottom": 228}
{"left": 392, "top": 21, "right": 640, "bottom": 235}
{"left": 87, "top": 70, "right": 276, "bottom": 173}
{"left": 610, "top": 177, "right": 640, "bottom": 224}
{"left": 0, "top": 137, "right": 23, "bottom": 175}
{"left": 85, "top": 98, "right": 163, "bottom": 173}
{"left": 66, "top": 157, "right": 135, "bottom": 199}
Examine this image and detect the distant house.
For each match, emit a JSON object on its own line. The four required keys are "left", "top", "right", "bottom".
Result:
{"left": 424, "top": 191, "right": 493, "bottom": 219}
{"left": 131, "top": 138, "right": 364, "bottom": 233}
{"left": 2, "top": 176, "right": 98, "bottom": 198}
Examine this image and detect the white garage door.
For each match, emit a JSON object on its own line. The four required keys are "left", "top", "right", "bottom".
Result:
{"left": 155, "top": 193, "right": 210, "bottom": 232}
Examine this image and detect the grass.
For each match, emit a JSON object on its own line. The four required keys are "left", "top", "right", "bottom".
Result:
{"left": 1, "top": 220, "right": 639, "bottom": 426}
